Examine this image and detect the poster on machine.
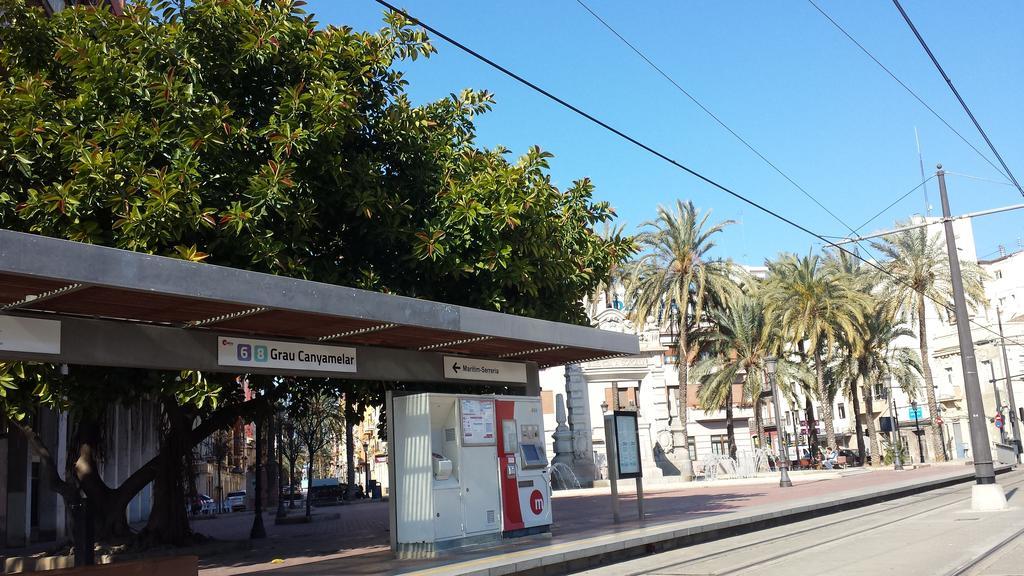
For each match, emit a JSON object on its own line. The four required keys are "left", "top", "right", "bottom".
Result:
{"left": 460, "top": 398, "right": 495, "bottom": 445}
{"left": 614, "top": 411, "right": 642, "bottom": 479}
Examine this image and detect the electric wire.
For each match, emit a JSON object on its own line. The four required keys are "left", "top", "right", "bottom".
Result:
{"left": 945, "top": 171, "right": 1018, "bottom": 187}
{"left": 368, "top": 0, "right": 1024, "bottom": 351}
{"left": 890, "top": 0, "right": 1024, "bottom": 199}
{"left": 575, "top": 0, "right": 855, "bottom": 237}
{"left": 574, "top": 1, "right": 932, "bottom": 264}
{"left": 806, "top": 0, "right": 1012, "bottom": 187}
{"left": 852, "top": 175, "right": 935, "bottom": 234}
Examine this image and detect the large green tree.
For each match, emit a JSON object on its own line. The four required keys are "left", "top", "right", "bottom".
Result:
{"left": 0, "top": 0, "right": 630, "bottom": 546}
{"left": 872, "top": 225, "right": 987, "bottom": 463}
{"left": 626, "top": 200, "right": 736, "bottom": 478}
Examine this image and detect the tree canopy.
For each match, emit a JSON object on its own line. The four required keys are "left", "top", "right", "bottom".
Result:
{"left": 0, "top": 0, "right": 630, "bottom": 323}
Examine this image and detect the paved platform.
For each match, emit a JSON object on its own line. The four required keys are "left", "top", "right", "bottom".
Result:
{"left": 195, "top": 464, "right": 1005, "bottom": 575}
{"left": 577, "top": 469, "right": 1024, "bottom": 575}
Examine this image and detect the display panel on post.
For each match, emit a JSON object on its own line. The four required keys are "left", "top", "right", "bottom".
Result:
{"left": 613, "top": 411, "right": 642, "bottom": 480}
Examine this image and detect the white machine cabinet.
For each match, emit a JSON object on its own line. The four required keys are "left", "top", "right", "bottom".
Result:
{"left": 390, "top": 393, "right": 552, "bottom": 555}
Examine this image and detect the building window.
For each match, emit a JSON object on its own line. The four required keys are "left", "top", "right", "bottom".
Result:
{"left": 688, "top": 436, "right": 697, "bottom": 461}
{"left": 710, "top": 434, "right": 729, "bottom": 455}
{"left": 995, "top": 270, "right": 1003, "bottom": 279}
{"left": 784, "top": 411, "right": 791, "bottom": 426}
{"left": 946, "top": 367, "right": 953, "bottom": 386}
{"left": 837, "top": 403, "right": 846, "bottom": 419}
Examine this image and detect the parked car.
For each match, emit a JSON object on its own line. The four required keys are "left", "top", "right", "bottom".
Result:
{"left": 837, "top": 448, "right": 862, "bottom": 466}
{"left": 187, "top": 494, "right": 217, "bottom": 516}
{"left": 340, "top": 483, "right": 365, "bottom": 500}
{"left": 280, "top": 485, "right": 303, "bottom": 502}
{"left": 225, "top": 490, "right": 246, "bottom": 512}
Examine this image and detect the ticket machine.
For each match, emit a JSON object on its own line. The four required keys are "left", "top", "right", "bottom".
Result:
{"left": 390, "top": 392, "right": 551, "bottom": 556}
{"left": 496, "top": 397, "right": 552, "bottom": 535}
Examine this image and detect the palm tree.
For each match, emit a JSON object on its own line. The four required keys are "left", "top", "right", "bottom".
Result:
{"left": 627, "top": 200, "right": 736, "bottom": 478}
{"left": 872, "top": 224, "right": 988, "bottom": 462}
{"left": 590, "top": 222, "right": 630, "bottom": 316}
{"left": 763, "top": 253, "right": 870, "bottom": 452}
{"left": 832, "top": 300, "right": 923, "bottom": 464}
{"left": 693, "top": 296, "right": 812, "bottom": 461}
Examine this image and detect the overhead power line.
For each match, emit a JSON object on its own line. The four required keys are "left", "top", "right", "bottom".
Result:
{"left": 574, "top": 0, "right": 854, "bottom": 237}
{"left": 890, "top": 0, "right": 1024, "bottom": 199}
{"left": 853, "top": 175, "right": 934, "bottom": 234}
{"left": 806, "top": 0, "right": 1013, "bottom": 188}
{"left": 368, "top": 0, "right": 1024, "bottom": 351}
{"left": 575, "top": 0, "right": 932, "bottom": 245}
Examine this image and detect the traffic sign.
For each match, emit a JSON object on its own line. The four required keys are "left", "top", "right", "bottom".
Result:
{"left": 936, "top": 416, "right": 943, "bottom": 426}
{"left": 907, "top": 406, "right": 923, "bottom": 420}
{"left": 995, "top": 414, "right": 1004, "bottom": 428}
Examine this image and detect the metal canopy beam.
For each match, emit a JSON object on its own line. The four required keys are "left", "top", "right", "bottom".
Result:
{"left": 0, "top": 314, "right": 538, "bottom": 389}
{"left": 0, "top": 230, "right": 637, "bottom": 362}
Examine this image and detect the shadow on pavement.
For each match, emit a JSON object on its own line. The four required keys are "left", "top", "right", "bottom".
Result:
{"left": 232, "top": 491, "right": 761, "bottom": 575}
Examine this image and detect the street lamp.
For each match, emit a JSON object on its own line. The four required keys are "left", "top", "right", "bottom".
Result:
{"left": 910, "top": 400, "right": 925, "bottom": 464}
{"left": 888, "top": 379, "right": 903, "bottom": 471}
{"left": 363, "top": 439, "right": 372, "bottom": 498}
{"left": 766, "top": 357, "right": 792, "bottom": 488}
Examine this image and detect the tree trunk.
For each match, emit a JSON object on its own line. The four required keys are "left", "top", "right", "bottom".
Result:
{"left": 305, "top": 457, "right": 313, "bottom": 518}
{"left": 675, "top": 325, "right": 694, "bottom": 479}
{"left": 805, "top": 396, "right": 817, "bottom": 457}
{"left": 918, "top": 295, "right": 945, "bottom": 461}
{"left": 725, "top": 385, "right": 736, "bottom": 460}
{"left": 140, "top": 397, "right": 192, "bottom": 546}
{"left": 344, "top": 399, "right": 358, "bottom": 498}
{"left": 265, "top": 411, "right": 277, "bottom": 511}
{"left": 815, "top": 346, "right": 836, "bottom": 450}
{"left": 289, "top": 458, "right": 296, "bottom": 509}
{"left": 850, "top": 375, "right": 865, "bottom": 465}
{"left": 863, "top": 379, "right": 881, "bottom": 467}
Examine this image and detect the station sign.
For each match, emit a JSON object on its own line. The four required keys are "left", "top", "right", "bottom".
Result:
{"left": 0, "top": 316, "right": 61, "bottom": 355}
{"left": 443, "top": 356, "right": 527, "bottom": 383}
{"left": 217, "top": 336, "right": 357, "bottom": 373}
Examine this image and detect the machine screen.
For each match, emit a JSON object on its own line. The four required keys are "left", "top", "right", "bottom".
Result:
{"left": 520, "top": 443, "right": 547, "bottom": 468}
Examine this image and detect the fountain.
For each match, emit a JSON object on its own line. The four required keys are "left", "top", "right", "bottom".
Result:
{"left": 550, "top": 462, "right": 582, "bottom": 490}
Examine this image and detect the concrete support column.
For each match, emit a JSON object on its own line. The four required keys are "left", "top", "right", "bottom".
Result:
{"left": 5, "top": 420, "right": 31, "bottom": 547}
{"left": 36, "top": 409, "right": 65, "bottom": 542}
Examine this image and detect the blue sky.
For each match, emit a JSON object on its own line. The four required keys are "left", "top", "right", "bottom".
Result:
{"left": 305, "top": 0, "right": 1023, "bottom": 266}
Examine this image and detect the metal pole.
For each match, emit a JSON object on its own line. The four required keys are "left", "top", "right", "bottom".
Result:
{"left": 998, "top": 308, "right": 1022, "bottom": 456}
{"left": 890, "top": 390, "right": 903, "bottom": 470}
{"left": 914, "top": 409, "right": 924, "bottom": 463}
{"left": 937, "top": 166, "right": 997, "bottom": 485}
{"left": 603, "top": 413, "right": 621, "bottom": 523}
{"left": 635, "top": 476, "right": 645, "bottom": 522}
{"left": 276, "top": 409, "right": 286, "bottom": 520}
{"left": 771, "top": 371, "right": 793, "bottom": 487}
{"left": 250, "top": 402, "right": 267, "bottom": 539}
{"left": 985, "top": 361, "right": 1007, "bottom": 444}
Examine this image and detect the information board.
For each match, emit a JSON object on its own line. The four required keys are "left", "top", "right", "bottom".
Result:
{"left": 459, "top": 398, "right": 495, "bottom": 446}
{"left": 613, "top": 411, "right": 642, "bottom": 479}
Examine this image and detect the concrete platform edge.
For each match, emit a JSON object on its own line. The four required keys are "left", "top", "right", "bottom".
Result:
{"left": 410, "top": 465, "right": 1012, "bottom": 576}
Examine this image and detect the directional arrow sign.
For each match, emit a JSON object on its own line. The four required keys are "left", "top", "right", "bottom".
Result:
{"left": 443, "top": 356, "right": 527, "bottom": 383}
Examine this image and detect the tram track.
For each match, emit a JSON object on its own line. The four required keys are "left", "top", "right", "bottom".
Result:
{"left": 945, "top": 522, "right": 1024, "bottom": 576}
{"left": 581, "top": 473, "right": 1024, "bottom": 576}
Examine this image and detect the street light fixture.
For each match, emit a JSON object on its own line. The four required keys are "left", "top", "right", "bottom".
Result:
{"left": 911, "top": 400, "right": 925, "bottom": 464}
{"left": 766, "top": 357, "right": 792, "bottom": 488}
